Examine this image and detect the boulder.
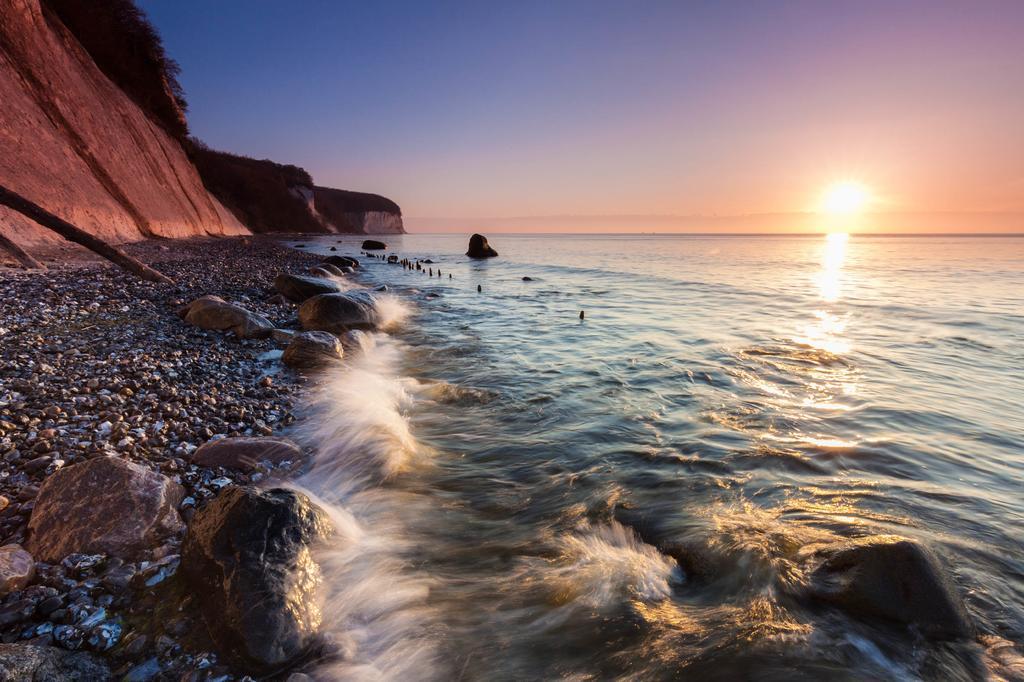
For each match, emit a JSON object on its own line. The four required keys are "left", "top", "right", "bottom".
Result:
{"left": 0, "top": 644, "right": 109, "bottom": 681}
{"left": 271, "top": 328, "right": 297, "bottom": 347}
{"left": 298, "top": 292, "right": 379, "bottom": 334}
{"left": 323, "top": 256, "right": 358, "bottom": 269}
{"left": 27, "top": 457, "right": 185, "bottom": 562}
{"left": 283, "top": 332, "right": 344, "bottom": 369}
{"left": 273, "top": 274, "right": 343, "bottom": 303}
{"left": 466, "top": 233, "right": 498, "bottom": 258}
{"left": 179, "top": 296, "right": 274, "bottom": 339}
{"left": 191, "top": 437, "right": 303, "bottom": 472}
{"left": 806, "top": 535, "right": 971, "bottom": 638}
{"left": 0, "top": 545, "right": 34, "bottom": 595}
{"left": 181, "top": 487, "right": 334, "bottom": 674}
{"left": 362, "top": 240, "right": 386, "bottom": 250}
{"left": 317, "top": 263, "right": 346, "bottom": 277}
{"left": 308, "top": 267, "right": 336, "bottom": 279}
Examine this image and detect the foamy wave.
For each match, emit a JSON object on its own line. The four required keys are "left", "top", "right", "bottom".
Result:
{"left": 373, "top": 293, "right": 412, "bottom": 331}
{"left": 524, "top": 522, "right": 680, "bottom": 612}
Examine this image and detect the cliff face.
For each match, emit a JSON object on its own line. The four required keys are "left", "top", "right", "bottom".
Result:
{"left": 313, "top": 187, "right": 404, "bottom": 234}
{"left": 0, "top": 0, "right": 248, "bottom": 246}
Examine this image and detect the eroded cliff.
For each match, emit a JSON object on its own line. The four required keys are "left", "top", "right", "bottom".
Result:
{"left": 0, "top": 0, "right": 248, "bottom": 246}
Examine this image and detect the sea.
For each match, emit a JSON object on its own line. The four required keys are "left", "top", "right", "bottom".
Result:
{"left": 284, "top": 233, "right": 1024, "bottom": 681}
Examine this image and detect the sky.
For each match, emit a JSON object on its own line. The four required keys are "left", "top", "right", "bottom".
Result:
{"left": 139, "top": 0, "right": 1024, "bottom": 233}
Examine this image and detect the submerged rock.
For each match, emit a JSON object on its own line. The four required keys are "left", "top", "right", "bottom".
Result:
{"left": 466, "top": 233, "right": 498, "bottom": 258}
{"left": 178, "top": 295, "right": 274, "bottom": 339}
{"left": 283, "top": 331, "right": 344, "bottom": 369}
{"left": 298, "top": 292, "right": 378, "bottom": 333}
{"left": 191, "top": 436, "right": 303, "bottom": 472}
{"left": 361, "top": 240, "right": 386, "bottom": 250}
{"left": 273, "top": 274, "right": 343, "bottom": 303}
{"left": 806, "top": 535, "right": 971, "bottom": 638}
{"left": 0, "top": 545, "right": 34, "bottom": 595}
{"left": 27, "top": 457, "right": 185, "bottom": 562}
{"left": 0, "top": 643, "right": 109, "bottom": 681}
{"left": 181, "top": 487, "right": 334, "bottom": 674}
{"left": 317, "top": 263, "right": 346, "bottom": 277}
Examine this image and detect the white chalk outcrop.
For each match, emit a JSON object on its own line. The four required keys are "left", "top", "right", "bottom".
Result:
{"left": 0, "top": 0, "right": 248, "bottom": 247}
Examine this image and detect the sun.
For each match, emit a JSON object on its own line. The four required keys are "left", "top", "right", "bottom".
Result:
{"left": 820, "top": 181, "right": 871, "bottom": 215}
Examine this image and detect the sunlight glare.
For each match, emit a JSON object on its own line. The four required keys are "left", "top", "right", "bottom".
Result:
{"left": 820, "top": 182, "right": 871, "bottom": 215}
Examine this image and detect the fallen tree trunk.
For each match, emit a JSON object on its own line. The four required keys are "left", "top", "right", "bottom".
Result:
{"left": 0, "top": 231, "right": 46, "bottom": 269}
{"left": 0, "top": 184, "right": 174, "bottom": 284}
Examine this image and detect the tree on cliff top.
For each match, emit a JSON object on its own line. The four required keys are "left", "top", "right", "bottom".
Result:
{"left": 41, "top": 0, "right": 188, "bottom": 139}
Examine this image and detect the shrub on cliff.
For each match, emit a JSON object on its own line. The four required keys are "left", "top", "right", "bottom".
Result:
{"left": 41, "top": 0, "right": 188, "bottom": 139}
{"left": 187, "top": 141, "right": 326, "bottom": 234}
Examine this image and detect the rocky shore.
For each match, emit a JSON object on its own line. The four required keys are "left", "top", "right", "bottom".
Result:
{"left": 0, "top": 237, "right": 349, "bottom": 680}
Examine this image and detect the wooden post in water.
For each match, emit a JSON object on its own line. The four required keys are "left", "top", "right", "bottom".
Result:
{"left": 0, "top": 184, "right": 174, "bottom": 284}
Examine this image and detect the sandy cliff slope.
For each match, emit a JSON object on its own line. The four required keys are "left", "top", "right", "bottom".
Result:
{"left": 0, "top": 0, "right": 248, "bottom": 247}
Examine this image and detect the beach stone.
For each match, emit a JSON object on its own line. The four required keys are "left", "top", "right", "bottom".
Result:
{"left": 299, "top": 292, "right": 379, "bottom": 333}
{"left": 807, "top": 535, "right": 971, "bottom": 638}
{"left": 191, "top": 436, "right": 302, "bottom": 472}
{"left": 0, "top": 545, "right": 34, "bottom": 595}
{"left": 27, "top": 457, "right": 185, "bottom": 562}
{"left": 0, "top": 644, "right": 109, "bottom": 681}
{"left": 273, "top": 274, "right": 343, "bottom": 303}
{"left": 179, "top": 295, "right": 274, "bottom": 339}
{"left": 361, "top": 240, "right": 386, "bottom": 250}
{"left": 466, "top": 233, "right": 498, "bottom": 258}
{"left": 181, "top": 487, "right": 333, "bottom": 674}
{"left": 271, "top": 328, "right": 297, "bottom": 347}
{"left": 317, "top": 263, "right": 346, "bottom": 276}
{"left": 323, "top": 255, "right": 358, "bottom": 269}
{"left": 308, "top": 266, "right": 336, "bottom": 279}
{"left": 283, "top": 331, "right": 344, "bottom": 369}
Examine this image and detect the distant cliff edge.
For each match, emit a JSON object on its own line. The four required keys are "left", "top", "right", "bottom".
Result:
{"left": 0, "top": 0, "right": 402, "bottom": 251}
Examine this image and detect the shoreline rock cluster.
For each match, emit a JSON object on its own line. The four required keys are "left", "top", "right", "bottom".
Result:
{"left": 0, "top": 236, "right": 363, "bottom": 680}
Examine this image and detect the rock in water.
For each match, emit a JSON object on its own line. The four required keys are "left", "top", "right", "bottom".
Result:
{"left": 0, "top": 644, "right": 110, "bottom": 681}
{"left": 283, "top": 331, "right": 344, "bottom": 369}
{"left": 317, "top": 263, "right": 346, "bottom": 277}
{"left": 323, "top": 255, "right": 359, "bottom": 269}
{"left": 466, "top": 233, "right": 498, "bottom": 258}
{"left": 273, "top": 274, "right": 343, "bottom": 303}
{"left": 299, "top": 292, "right": 379, "bottom": 333}
{"left": 179, "top": 295, "right": 275, "bottom": 339}
{"left": 0, "top": 545, "right": 34, "bottom": 596}
{"left": 807, "top": 535, "right": 971, "bottom": 638}
{"left": 182, "top": 487, "right": 334, "bottom": 674}
{"left": 362, "top": 240, "right": 386, "bottom": 250}
{"left": 191, "top": 436, "right": 303, "bottom": 472}
{"left": 27, "top": 457, "right": 185, "bottom": 562}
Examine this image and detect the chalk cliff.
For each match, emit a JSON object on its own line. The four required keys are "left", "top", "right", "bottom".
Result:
{"left": 0, "top": 0, "right": 248, "bottom": 246}
{"left": 313, "top": 187, "right": 404, "bottom": 234}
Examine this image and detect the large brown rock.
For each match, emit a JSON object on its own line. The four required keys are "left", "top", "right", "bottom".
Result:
{"left": 182, "top": 487, "right": 333, "bottom": 674}
{"left": 273, "top": 274, "right": 343, "bottom": 303}
{"left": 282, "top": 331, "right": 344, "bottom": 369}
{"left": 806, "top": 535, "right": 972, "bottom": 638}
{"left": 466, "top": 233, "right": 498, "bottom": 258}
{"left": 191, "top": 437, "right": 303, "bottom": 472}
{"left": 27, "top": 457, "right": 185, "bottom": 562}
{"left": 298, "top": 292, "right": 379, "bottom": 334}
{"left": 0, "top": 644, "right": 109, "bottom": 681}
{"left": 323, "top": 255, "right": 359, "bottom": 269}
{"left": 361, "top": 239, "right": 386, "bottom": 250}
{"left": 0, "top": 545, "right": 34, "bottom": 596}
{"left": 179, "top": 295, "right": 274, "bottom": 339}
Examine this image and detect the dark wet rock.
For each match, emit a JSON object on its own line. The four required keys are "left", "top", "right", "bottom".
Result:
{"left": 323, "top": 255, "right": 358, "bottom": 269}
{"left": 522, "top": 276, "right": 534, "bottom": 281}
{"left": 27, "top": 457, "right": 184, "bottom": 562}
{"left": 317, "top": 263, "right": 346, "bottom": 277}
{"left": 298, "top": 292, "right": 379, "bottom": 333}
{"left": 191, "top": 436, "right": 302, "bottom": 472}
{"left": 308, "top": 267, "right": 336, "bottom": 279}
{"left": 178, "top": 295, "right": 275, "bottom": 339}
{"left": 361, "top": 240, "right": 386, "bottom": 250}
{"left": 283, "top": 331, "right": 344, "bottom": 370}
{"left": 0, "top": 545, "right": 34, "bottom": 596}
{"left": 181, "top": 487, "right": 333, "bottom": 674}
{"left": 805, "top": 535, "right": 971, "bottom": 638}
{"left": 387, "top": 255, "right": 399, "bottom": 264}
{"left": 273, "top": 274, "right": 343, "bottom": 303}
{"left": 0, "top": 643, "right": 109, "bottom": 681}
{"left": 466, "top": 233, "right": 498, "bottom": 258}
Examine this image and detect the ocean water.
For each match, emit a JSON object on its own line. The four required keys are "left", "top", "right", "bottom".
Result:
{"left": 288, "top": 233, "right": 1024, "bottom": 680}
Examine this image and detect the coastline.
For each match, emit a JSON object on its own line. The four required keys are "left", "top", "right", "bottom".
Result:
{"left": 0, "top": 236, "right": 343, "bottom": 678}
